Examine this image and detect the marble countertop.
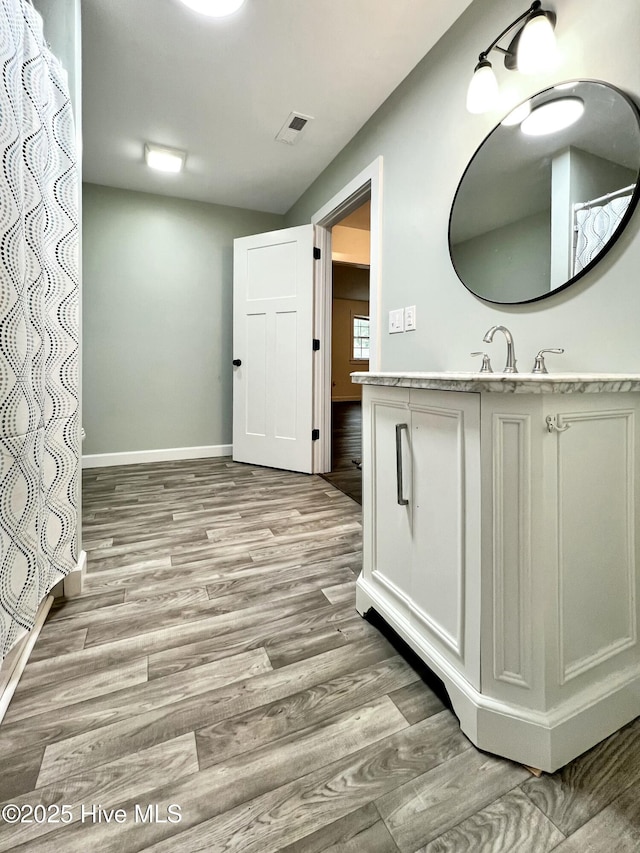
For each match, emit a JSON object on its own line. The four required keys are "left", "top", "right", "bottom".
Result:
{"left": 351, "top": 371, "right": 640, "bottom": 394}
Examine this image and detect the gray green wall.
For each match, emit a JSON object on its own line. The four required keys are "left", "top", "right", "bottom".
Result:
{"left": 453, "top": 210, "right": 551, "bottom": 304}
{"left": 82, "top": 184, "right": 283, "bottom": 455}
{"left": 285, "top": 0, "right": 640, "bottom": 374}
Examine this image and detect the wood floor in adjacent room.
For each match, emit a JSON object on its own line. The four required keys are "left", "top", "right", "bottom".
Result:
{"left": 320, "top": 401, "right": 363, "bottom": 505}
{"left": 1, "top": 457, "right": 639, "bottom": 852}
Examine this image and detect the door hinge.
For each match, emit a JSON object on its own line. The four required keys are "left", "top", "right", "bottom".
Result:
{"left": 312, "top": 339, "right": 320, "bottom": 351}
{"left": 312, "top": 428, "right": 320, "bottom": 441}
{"left": 313, "top": 247, "right": 321, "bottom": 260}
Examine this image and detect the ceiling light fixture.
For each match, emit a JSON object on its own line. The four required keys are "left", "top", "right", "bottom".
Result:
{"left": 520, "top": 96, "right": 584, "bottom": 136}
{"left": 466, "top": 1, "right": 558, "bottom": 114}
{"left": 178, "top": 0, "right": 246, "bottom": 17}
{"left": 144, "top": 143, "right": 187, "bottom": 173}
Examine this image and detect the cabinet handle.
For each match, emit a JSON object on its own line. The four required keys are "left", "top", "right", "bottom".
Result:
{"left": 546, "top": 415, "right": 571, "bottom": 433}
{"left": 395, "top": 423, "right": 409, "bottom": 506}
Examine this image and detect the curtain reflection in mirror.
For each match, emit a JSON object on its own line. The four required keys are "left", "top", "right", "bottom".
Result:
{"left": 573, "top": 186, "right": 634, "bottom": 274}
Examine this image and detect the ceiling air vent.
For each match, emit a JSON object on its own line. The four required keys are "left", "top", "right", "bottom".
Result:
{"left": 275, "top": 112, "right": 314, "bottom": 145}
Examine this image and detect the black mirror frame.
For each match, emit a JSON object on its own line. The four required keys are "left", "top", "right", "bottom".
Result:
{"left": 448, "top": 80, "right": 640, "bottom": 305}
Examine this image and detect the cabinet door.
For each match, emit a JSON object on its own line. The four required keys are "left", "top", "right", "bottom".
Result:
{"left": 410, "top": 390, "right": 481, "bottom": 687}
{"left": 364, "top": 389, "right": 413, "bottom": 616}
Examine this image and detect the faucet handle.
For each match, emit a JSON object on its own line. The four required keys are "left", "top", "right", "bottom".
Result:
{"left": 470, "top": 352, "right": 493, "bottom": 373}
{"left": 531, "top": 348, "right": 564, "bottom": 374}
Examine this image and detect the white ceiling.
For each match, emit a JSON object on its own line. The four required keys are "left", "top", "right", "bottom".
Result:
{"left": 81, "top": 0, "right": 473, "bottom": 214}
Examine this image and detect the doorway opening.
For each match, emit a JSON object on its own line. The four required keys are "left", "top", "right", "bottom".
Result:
{"left": 311, "top": 157, "right": 383, "bottom": 487}
{"left": 319, "top": 202, "right": 370, "bottom": 503}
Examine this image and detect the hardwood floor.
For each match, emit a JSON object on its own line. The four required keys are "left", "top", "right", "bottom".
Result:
{"left": 1, "top": 456, "right": 639, "bottom": 851}
{"left": 320, "top": 401, "right": 362, "bottom": 504}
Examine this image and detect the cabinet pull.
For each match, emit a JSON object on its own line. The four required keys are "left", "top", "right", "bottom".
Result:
{"left": 395, "top": 423, "right": 409, "bottom": 506}
{"left": 546, "top": 415, "right": 571, "bottom": 433}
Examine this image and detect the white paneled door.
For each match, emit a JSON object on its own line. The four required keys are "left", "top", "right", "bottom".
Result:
{"left": 233, "top": 225, "right": 315, "bottom": 473}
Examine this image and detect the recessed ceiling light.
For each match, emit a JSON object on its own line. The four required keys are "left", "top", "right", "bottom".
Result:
{"left": 144, "top": 143, "right": 186, "bottom": 173}
{"left": 520, "top": 97, "right": 584, "bottom": 136}
{"left": 178, "top": 0, "right": 246, "bottom": 17}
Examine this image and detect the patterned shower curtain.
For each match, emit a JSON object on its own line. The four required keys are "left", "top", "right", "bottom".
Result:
{"left": 573, "top": 193, "right": 632, "bottom": 275}
{"left": 0, "top": 0, "right": 79, "bottom": 659}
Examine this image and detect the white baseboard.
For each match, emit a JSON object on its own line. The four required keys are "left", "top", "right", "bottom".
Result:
{"left": 0, "top": 595, "right": 54, "bottom": 724}
{"left": 64, "top": 549, "right": 86, "bottom": 597}
{"left": 82, "top": 444, "right": 232, "bottom": 469}
{"left": 0, "top": 550, "right": 88, "bottom": 721}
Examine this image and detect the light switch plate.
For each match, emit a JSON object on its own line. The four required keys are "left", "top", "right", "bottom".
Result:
{"left": 389, "top": 308, "right": 404, "bottom": 334}
{"left": 405, "top": 305, "right": 417, "bottom": 331}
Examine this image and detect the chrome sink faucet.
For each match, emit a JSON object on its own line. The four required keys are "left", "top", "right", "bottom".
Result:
{"left": 483, "top": 325, "right": 517, "bottom": 373}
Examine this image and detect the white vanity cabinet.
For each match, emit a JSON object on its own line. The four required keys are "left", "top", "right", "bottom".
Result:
{"left": 363, "top": 386, "right": 481, "bottom": 689}
{"left": 354, "top": 372, "right": 640, "bottom": 772}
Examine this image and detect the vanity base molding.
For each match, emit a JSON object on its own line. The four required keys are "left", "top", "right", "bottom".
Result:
{"left": 357, "top": 577, "right": 640, "bottom": 772}
{"left": 356, "top": 378, "right": 640, "bottom": 773}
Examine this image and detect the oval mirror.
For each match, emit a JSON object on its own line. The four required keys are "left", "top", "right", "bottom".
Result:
{"left": 449, "top": 81, "right": 640, "bottom": 304}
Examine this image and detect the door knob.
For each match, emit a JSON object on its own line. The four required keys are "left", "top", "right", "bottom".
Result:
{"left": 232, "top": 359, "right": 242, "bottom": 367}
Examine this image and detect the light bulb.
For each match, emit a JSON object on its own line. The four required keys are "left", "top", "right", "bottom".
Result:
{"left": 466, "top": 61, "right": 499, "bottom": 114}
{"left": 517, "top": 11, "right": 558, "bottom": 74}
{"left": 178, "top": 0, "right": 246, "bottom": 18}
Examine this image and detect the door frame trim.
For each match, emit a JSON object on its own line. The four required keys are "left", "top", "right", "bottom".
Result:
{"left": 311, "top": 156, "right": 383, "bottom": 473}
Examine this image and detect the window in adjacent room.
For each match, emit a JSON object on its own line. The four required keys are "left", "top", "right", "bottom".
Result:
{"left": 352, "top": 314, "right": 370, "bottom": 361}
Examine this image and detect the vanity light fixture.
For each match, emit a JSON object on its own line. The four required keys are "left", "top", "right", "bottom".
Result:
{"left": 144, "top": 143, "right": 187, "bottom": 173}
{"left": 517, "top": 8, "right": 557, "bottom": 74}
{"left": 177, "top": 0, "right": 246, "bottom": 17}
{"left": 466, "top": 1, "right": 558, "bottom": 114}
{"left": 520, "top": 96, "right": 584, "bottom": 136}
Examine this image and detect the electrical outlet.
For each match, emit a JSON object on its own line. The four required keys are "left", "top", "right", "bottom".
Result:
{"left": 389, "top": 308, "right": 404, "bottom": 334}
{"left": 405, "top": 305, "right": 417, "bottom": 331}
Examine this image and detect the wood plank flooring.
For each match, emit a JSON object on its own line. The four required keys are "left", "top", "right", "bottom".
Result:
{"left": 320, "top": 401, "right": 362, "bottom": 504}
{"left": 1, "top": 457, "right": 639, "bottom": 851}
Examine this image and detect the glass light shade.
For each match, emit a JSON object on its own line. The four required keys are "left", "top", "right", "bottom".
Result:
{"left": 144, "top": 144, "right": 186, "bottom": 173}
{"left": 466, "top": 62, "right": 499, "bottom": 114}
{"left": 501, "top": 101, "right": 532, "bottom": 127}
{"left": 520, "top": 97, "right": 584, "bottom": 136}
{"left": 178, "top": 0, "right": 246, "bottom": 17}
{"left": 517, "top": 12, "right": 558, "bottom": 74}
